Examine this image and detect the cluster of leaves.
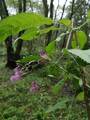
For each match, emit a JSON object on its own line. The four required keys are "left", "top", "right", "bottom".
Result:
{"left": 0, "top": 13, "right": 53, "bottom": 41}
{"left": 0, "top": 8, "right": 90, "bottom": 120}
{"left": 0, "top": 58, "right": 88, "bottom": 120}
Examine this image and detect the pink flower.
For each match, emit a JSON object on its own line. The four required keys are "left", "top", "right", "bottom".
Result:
{"left": 39, "top": 50, "right": 46, "bottom": 57}
{"left": 30, "top": 81, "right": 39, "bottom": 92}
{"left": 14, "top": 67, "right": 22, "bottom": 75}
{"left": 10, "top": 66, "right": 22, "bottom": 82}
{"left": 39, "top": 50, "right": 51, "bottom": 60}
{"left": 10, "top": 74, "right": 21, "bottom": 81}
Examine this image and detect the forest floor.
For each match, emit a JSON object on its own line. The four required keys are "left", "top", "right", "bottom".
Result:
{"left": 0, "top": 55, "right": 88, "bottom": 120}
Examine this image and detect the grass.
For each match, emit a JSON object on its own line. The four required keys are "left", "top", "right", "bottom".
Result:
{"left": 0, "top": 56, "right": 88, "bottom": 120}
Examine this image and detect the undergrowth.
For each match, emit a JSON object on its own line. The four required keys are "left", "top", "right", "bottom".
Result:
{"left": 0, "top": 56, "right": 88, "bottom": 120}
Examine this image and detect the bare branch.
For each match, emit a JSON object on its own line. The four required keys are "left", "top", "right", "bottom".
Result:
{"left": 66, "top": 18, "right": 74, "bottom": 49}
{"left": 60, "top": 0, "right": 67, "bottom": 19}
{"left": 54, "top": 0, "right": 59, "bottom": 20}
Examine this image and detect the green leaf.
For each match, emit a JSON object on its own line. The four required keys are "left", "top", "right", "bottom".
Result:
{"left": 46, "top": 41, "right": 56, "bottom": 55}
{"left": 46, "top": 98, "right": 69, "bottom": 113}
{"left": 0, "top": 25, "right": 13, "bottom": 41}
{"left": 76, "top": 92, "right": 84, "bottom": 101}
{"left": 68, "top": 49, "right": 90, "bottom": 63}
{"left": 72, "top": 31, "right": 87, "bottom": 49}
{"left": 79, "top": 79, "right": 83, "bottom": 87}
{"left": 59, "top": 19, "right": 71, "bottom": 27}
{"left": 87, "top": 10, "right": 90, "bottom": 19}
{"left": 52, "top": 84, "right": 60, "bottom": 95}
{"left": 17, "top": 55, "right": 40, "bottom": 63}
{"left": 21, "top": 26, "right": 61, "bottom": 41}
{"left": 0, "top": 13, "right": 53, "bottom": 41}
{"left": 20, "top": 27, "right": 40, "bottom": 40}
{"left": 52, "top": 79, "right": 65, "bottom": 95}
{"left": 40, "top": 26, "right": 61, "bottom": 35}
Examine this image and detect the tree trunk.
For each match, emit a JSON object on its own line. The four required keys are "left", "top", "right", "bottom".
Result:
{"left": 0, "top": 0, "right": 16, "bottom": 69}
{"left": 81, "top": 68, "right": 90, "bottom": 120}
{"left": 50, "top": 0, "right": 54, "bottom": 19}
{"left": 42, "top": 0, "right": 48, "bottom": 17}
{"left": 5, "top": 36, "right": 16, "bottom": 69}
{"left": 15, "top": 0, "right": 26, "bottom": 60}
{"left": 46, "top": 0, "right": 54, "bottom": 45}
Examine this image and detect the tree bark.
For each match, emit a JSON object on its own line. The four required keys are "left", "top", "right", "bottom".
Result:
{"left": 42, "top": 0, "right": 48, "bottom": 17}
{"left": 46, "top": 0, "right": 54, "bottom": 45}
{"left": 81, "top": 68, "right": 90, "bottom": 120}
{"left": 60, "top": 0, "right": 67, "bottom": 19}
{"left": 15, "top": 0, "right": 26, "bottom": 60}
{"left": 50, "top": 0, "right": 54, "bottom": 19}
{"left": 69, "top": 0, "right": 75, "bottom": 20}
{"left": 0, "top": 0, "right": 16, "bottom": 69}
{"left": 5, "top": 36, "right": 16, "bottom": 69}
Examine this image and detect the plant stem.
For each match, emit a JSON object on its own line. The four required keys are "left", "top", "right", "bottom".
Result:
{"left": 82, "top": 68, "right": 90, "bottom": 120}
